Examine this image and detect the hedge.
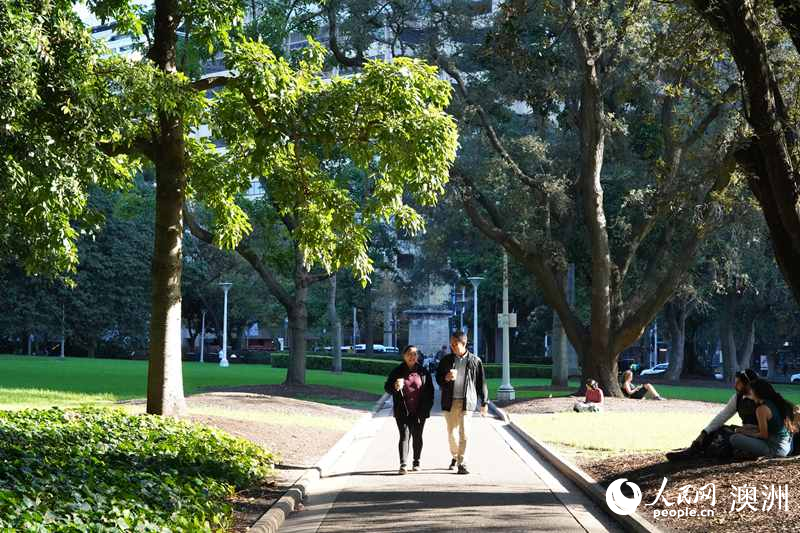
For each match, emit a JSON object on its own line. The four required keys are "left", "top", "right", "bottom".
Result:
{"left": 271, "top": 353, "right": 397, "bottom": 376}
{"left": 271, "top": 353, "right": 551, "bottom": 378}
{"left": 0, "top": 408, "right": 274, "bottom": 531}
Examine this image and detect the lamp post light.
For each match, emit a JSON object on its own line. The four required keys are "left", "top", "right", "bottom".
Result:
{"left": 467, "top": 275, "right": 484, "bottom": 357}
{"left": 497, "top": 252, "right": 515, "bottom": 401}
{"left": 219, "top": 282, "right": 232, "bottom": 368}
{"left": 199, "top": 310, "right": 206, "bottom": 363}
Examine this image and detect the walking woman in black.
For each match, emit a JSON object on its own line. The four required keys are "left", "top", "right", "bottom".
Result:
{"left": 384, "top": 345, "right": 435, "bottom": 474}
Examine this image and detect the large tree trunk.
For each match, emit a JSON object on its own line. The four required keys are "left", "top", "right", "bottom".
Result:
{"left": 664, "top": 300, "right": 688, "bottom": 381}
{"left": 582, "top": 349, "right": 618, "bottom": 397}
{"left": 329, "top": 274, "right": 342, "bottom": 373}
{"left": 285, "top": 288, "right": 308, "bottom": 385}
{"left": 146, "top": 0, "right": 187, "bottom": 416}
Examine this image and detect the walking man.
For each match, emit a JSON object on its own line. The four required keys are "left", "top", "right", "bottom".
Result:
{"left": 436, "top": 330, "right": 488, "bottom": 474}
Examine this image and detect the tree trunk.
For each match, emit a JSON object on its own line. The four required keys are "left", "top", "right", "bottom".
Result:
{"left": 664, "top": 300, "right": 688, "bottom": 381}
{"left": 691, "top": 0, "right": 800, "bottom": 305}
{"left": 87, "top": 338, "right": 97, "bottom": 359}
{"left": 146, "top": 0, "right": 187, "bottom": 416}
{"left": 329, "top": 274, "right": 342, "bottom": 373}
{"left": 583, "top": 349, "right": 619, "bottom": 397}
{"left": 551, "top": 308, "right": 569, "bottom": 387}
{"left": 720, "top": 297, "right": 738, "bottom": 383}
{"left": 364, "top": 283, "right": 374, "bottom": 357}
{"left": 285, "top": 289, "right": 308, "bottom": 385}
{"left": 737, "top": 317, "right": 756, "bottom": 371}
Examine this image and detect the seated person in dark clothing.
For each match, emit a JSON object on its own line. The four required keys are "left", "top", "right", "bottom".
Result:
{"left": 621, "top": 370, "right": 665, "bottom": 400}
{"left": 667, "top": 369, "right": 759, "bottom": 461}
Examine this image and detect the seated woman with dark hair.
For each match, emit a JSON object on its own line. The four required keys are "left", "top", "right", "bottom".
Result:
{"left": 574, "top": 379, "right": 604, "bottom": 412}
{"left": 730, "top": 380, "right": 794, "bottom": 458}
{"left": 621, "top": 370, "right": 665, "bottom": 400}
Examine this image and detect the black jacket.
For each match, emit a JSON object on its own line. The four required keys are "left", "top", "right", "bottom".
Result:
{"left": 435, "top": 351, "right": 488, "bottom": 412}
{"left": 384, "top": 363, "right": 435, "bottom": 419}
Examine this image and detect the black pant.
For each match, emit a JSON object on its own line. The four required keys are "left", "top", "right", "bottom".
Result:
{"left": 396, "top": 415, "right": 426, "bottom": 466}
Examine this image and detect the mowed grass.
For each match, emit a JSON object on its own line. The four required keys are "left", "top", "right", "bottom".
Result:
{"left": 0, "top": 355, "right": 385, "bottom": 409}
{"left": 3, "top": 354, "right": 800, "bottom": 409}
{"left": 516, "top": 411, "right": 712, "bottom": 455}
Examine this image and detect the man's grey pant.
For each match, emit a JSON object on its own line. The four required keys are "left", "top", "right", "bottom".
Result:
{"left": 444, "top": 399, "right": 473, "bottom": 465}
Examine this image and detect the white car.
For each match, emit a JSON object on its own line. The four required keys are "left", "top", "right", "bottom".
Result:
{"left": 640, "top": 363, "right": 669, "bottom": 376}
{"left": 791, "top": 372, "right": 800, "bottom": 384}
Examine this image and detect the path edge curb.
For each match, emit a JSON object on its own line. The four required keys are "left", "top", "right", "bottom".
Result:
{"left": 249, "top": 392, "right": 390, "bottom": 533}
{"left": 489, "top": 401, "right": 664, "bottom": 533}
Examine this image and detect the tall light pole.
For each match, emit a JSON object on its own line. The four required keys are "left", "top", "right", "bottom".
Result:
{"left": 497, "top": 252, "right": 515, "bottom": 400}
{"left": 467, "top": 275, "right": 484, "bottom": 357}
{"left": 219, "top": 282, "right": 232, "bottom": 368}
{"left": 199, "top": 310, "right": 206, "bottom": 363}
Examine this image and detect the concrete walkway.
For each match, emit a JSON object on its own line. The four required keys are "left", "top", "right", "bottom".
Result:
{"left": 280, "top": 397, "right": 622, "bottom": 533}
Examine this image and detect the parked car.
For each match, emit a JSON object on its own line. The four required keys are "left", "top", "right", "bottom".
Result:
{"left": 791, "top": 372, "right": 800, "bottom": 384}
{"left": 384, "top": 346, "right": 399, "bottom": 354}
{"left": 640, "top": 363, "right": 669, "bottom": 376}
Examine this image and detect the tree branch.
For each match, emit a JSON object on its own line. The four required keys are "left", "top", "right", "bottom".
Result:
{"left": 455, "top": 173, "right": 589, "bottom": 354}
{"left": 192, "top": 75, "right": 233, "bottom": 92}
{"left": 183, "top": 205, "right": 294, "bottom": 309}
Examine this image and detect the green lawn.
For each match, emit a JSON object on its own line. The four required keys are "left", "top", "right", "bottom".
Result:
{"left": 0, "top": 355, "right": 385, "bottom": 409}
{"left": 3, "top": 355, "right": 799, "bottom": 409}
{"left": 515, "top": 411, "right": 709, "bottom": 455}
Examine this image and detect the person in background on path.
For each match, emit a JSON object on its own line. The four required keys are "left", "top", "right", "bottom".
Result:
{"left": 666, "top": 369, "right": 759, "bottom": 461}
{"left": 384, "top": 345, "right": 435, "bottom": 474}
{"left": 621, "top": 370, "right": 665, "bottom": 400}
{"left": 574, "top": 379, "right": 604, "bottom": 412}
{"left": 435, "top": 330, "right": 488, "bottom": 475}
{"left": 729, "top": 379, "right": 795, "bottom": 458}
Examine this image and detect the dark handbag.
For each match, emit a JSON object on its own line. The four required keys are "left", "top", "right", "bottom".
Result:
{"left": 703, "top": 426, "right": 736, "bottom": 459}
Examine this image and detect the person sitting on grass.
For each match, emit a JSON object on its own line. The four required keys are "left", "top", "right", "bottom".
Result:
{"left": 574, "top": 379, "right": 604, "bottom": 412}
{"left": 666, "top": 369, "right": 760, "bottom": 462}
{"left": 729, "top": 379, "right": 795, "bottom": 459}
{"left": 621, "top": 370, "right": 665, "bottom": 400}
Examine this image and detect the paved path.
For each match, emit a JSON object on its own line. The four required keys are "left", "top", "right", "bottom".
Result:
{"left": 280, "top": 397, "right": 622, "bottom": 533}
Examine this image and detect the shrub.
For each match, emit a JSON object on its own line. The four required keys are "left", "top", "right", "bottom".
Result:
{"left": 271, "top": 353, "right": 398, "bottom": 376}
{"left": 0, "top": 408, "right": 274, "bottom": 531}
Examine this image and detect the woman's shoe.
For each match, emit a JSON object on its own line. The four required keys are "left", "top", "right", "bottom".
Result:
{"left": 399, "top": 466, "right": 408, "bottom": 475}
{"left": 412, "top": 462, "right": 420, "bottom": 471}
{"left": 449, "top": 458, "right": 457, "bottom": 470}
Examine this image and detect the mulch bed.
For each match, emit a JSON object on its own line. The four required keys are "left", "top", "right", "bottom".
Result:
{"left": 580, "top": 453, "right": 800, "bottom": 532}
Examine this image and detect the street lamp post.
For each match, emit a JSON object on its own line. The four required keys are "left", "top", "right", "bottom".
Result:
{"left": 199, "top": 310, "right": 206, "bottom": 363}
{"left": 219, "top": 283, "right": 232, "bottom": 368}
{"left": 467, "top": 275, "right": 484, "bottom": 357}
{"left": 497, "top": 252, "right": 516, "bottom": 400}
